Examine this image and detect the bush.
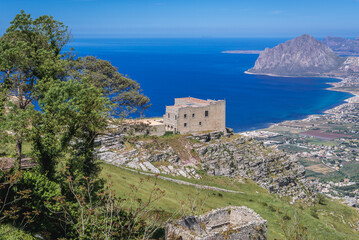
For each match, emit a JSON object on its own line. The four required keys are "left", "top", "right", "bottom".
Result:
{"left": 268, "top": 205, "right": 276, "bottom": 212}
{"left": 310, "top": 207, "right": 319, "bottom": 219}
{"left": 16, "top": 170, "right": 62, "bottom": 236}
{"left": 316, "top": 194, "right": 327, "bottom": 205}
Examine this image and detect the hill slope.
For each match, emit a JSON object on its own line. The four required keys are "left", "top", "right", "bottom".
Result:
{"left": 102, "top": 163, "right": 359, "bottom": 240}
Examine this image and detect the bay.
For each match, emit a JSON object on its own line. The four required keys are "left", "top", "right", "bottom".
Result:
{"left": 67, "top": 38, "right": 352, "bottom": 132}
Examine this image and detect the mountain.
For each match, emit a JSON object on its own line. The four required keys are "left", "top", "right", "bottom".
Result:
{"left": 322, "top": 36, "right": 359, "bottom": 55}
{"left": 247, "top": 34, "right": 344, "bottom": 76}
{"left": 322, "top": 36, "right": 347, "bottom": 48}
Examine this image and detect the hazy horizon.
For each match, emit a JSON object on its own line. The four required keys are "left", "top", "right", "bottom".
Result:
{"left": 1, "top": 0, "right": 359, "bottom": 39}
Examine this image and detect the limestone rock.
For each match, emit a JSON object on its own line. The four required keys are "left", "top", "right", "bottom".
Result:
{"left": 166, "top": 206, "right": 267, "bottom": 240}
{"left": 248, "top": 34, "right": 344, "bottom": 76}
{"left": 197, "top": 138, "right": 313, "bottom": 199}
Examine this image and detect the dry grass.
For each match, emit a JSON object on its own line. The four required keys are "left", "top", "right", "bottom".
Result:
{"left": 306, "top": 164, "right": 336, "bottom": 174}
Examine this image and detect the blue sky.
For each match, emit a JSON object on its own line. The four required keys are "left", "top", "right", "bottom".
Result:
{"left": 0, "top": 0, "right": 358, "bottom": 38}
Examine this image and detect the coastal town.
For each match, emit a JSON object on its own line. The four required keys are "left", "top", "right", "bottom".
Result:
{"left": 239, "top": 81, "right": 359, "bottom": 207}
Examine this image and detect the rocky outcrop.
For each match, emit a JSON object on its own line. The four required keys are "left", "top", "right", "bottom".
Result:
{"left": 97, "top": 133, "right": 314, "bottom": 200}
{"left": 189, "top": 128, "right": 233, "bottom": 142}
{"left": 248, "top": 34, "right": 344, "bottom": 76}
{"left": 338, "top": 57, "right": 359, "bottom": 73}
{"left": 166, "top": 206, "right": 267, "bottom": 240}
{"left": 196, "top": 138, "right": 312, "bottom": 200}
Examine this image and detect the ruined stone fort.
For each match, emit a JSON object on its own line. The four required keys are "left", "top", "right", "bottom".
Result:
{"left": 163, "top": 97, "right": 226, "bottom": 134}
{"left": 121, "top": 97, "right": 227, "bottom": 136}
{"left": 165, "top": 206, "right": 267, "bottom": 240}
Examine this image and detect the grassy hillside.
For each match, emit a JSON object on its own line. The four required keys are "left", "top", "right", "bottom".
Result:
{"left": 101, "top": 163, "right": 359, "bottom": 240}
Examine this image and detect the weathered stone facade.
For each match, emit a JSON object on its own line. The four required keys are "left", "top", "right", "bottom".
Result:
{"left": 164, "top": 97, "right": 226, "bottom": 134}
{"left": 165, "top": 206, "right": 267, "bottom": 240}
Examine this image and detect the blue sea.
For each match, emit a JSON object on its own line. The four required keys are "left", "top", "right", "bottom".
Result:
{"left": 67, "top": 38, "right": 352, "bottom": 132}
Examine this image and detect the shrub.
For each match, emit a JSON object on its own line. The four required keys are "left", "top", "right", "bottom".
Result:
{"left": 16, "top": 170, "right": 62, "bottom": 236}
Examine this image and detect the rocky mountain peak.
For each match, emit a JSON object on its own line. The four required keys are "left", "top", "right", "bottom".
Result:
{"left": 248, "top": 34, "right": 344, "bottom": 76}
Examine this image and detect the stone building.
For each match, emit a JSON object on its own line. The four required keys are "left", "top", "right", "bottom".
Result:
{"left": 165, "top": 206, "right": 267, "bottom": 240}
{"left": 163, "top": 97, "right": 226, "bottom": 134}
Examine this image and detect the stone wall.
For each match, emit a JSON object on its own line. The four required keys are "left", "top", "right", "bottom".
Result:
{"left": 177, "top": 100, "right": 225, "bottom": 134}
{"left": 150, "top": 123, "right": 166, "bottom": 136}
{"left": 164, "top": 107, "right": 179, "bottom": 132}
{"left": 165, "top": 206, "right": 267, "bottom": 240}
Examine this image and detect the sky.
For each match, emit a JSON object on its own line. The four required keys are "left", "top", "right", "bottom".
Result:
{"left": 0, "top": 0, "right": 358, "bottom": 38}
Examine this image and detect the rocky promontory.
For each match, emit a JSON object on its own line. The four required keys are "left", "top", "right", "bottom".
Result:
{"left": 247, "top": 34, "right": 345, "bottom": 76}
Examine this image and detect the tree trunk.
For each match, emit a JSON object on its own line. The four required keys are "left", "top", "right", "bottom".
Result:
{"left": 15, "top": 139, "right": 22, "bottom": 170}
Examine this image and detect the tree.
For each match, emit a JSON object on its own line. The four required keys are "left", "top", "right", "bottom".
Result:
{"left": 0, "top": 10, "right": 70, "bottom": 168}
{"left": 33, "top": 79, "right": 110, "bottom": 179}
{"left": 67, "top": 56, "right": 150, "bottom": 118}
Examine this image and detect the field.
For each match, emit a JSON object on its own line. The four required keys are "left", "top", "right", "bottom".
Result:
{"left": 101, "top": 163, "right": 359, "bottom": 240}
{"left": 306, "top": 164, "right": 336, "bottom": 174}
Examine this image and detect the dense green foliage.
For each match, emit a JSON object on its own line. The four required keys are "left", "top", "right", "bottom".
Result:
{"left": 0, "top": 11, "right": 152, "bottom": 239}
{"left": 0, "top": 10, "right": 69, "bottom": 168}
{"left": 68, "top": 56, "right": 150, "bottom": 118}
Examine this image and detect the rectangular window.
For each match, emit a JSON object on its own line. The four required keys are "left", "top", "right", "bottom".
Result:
{"left": 192, "top": 113, "right": 195, "bottom": 118}
{"left": 184, "top": 114, "right": 187, "bottom": 118}
{"left": 175, "top": 115, "right": 177, "bottom": 120}
{"left": 168, "top": 113, "right": 170, "bottom": 118}
{"left": 199, "top": 122, "right": 202, "bottom": 126}
{"left": 184, "top": 123, "right": 187, "bottom": 127}
{"left": 205, "top": 111, "right": 209, "bottom": 117}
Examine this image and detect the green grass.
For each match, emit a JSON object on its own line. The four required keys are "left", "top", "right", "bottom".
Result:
{"left": 101, "top": 163, "right": 359, "bottom": 240}
{"left": 299, "top": 159, "right": 318, "bottom": 167}
{"left": 319, "top": 161, "right": 359, "bottom": 182}
{"left": 305, "top": 169, "right": 325, "bottom": 178}
{"left": 307, "top": 139, "right": 337, "bottom": 146}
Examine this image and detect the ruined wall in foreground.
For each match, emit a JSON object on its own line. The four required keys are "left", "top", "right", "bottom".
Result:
{"left": 165, "top": 206, "right": 267, "bottom": 240}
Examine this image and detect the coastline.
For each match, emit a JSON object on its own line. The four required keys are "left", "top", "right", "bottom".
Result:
{"left": 241, "top": 71, "right": 359, "bottom": 133}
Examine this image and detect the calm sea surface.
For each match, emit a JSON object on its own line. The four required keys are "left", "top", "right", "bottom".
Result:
{"left": 67, "top": 38, "right": 352, "bottom": 132}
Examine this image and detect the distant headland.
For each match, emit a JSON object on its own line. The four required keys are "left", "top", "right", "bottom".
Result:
{"left": 246, "top": 34, "right": 348, "bottom": 77}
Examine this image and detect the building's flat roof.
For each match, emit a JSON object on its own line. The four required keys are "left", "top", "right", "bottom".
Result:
{"left": 171, "top": 97, "right": 223, "bottom": 108}
{"left": 176, "top": 97, "right": 210, "bottom": 104}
